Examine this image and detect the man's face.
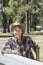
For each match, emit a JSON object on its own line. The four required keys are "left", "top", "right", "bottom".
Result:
{"left": 13, "top": 26, "right": 22, "bottom": 40}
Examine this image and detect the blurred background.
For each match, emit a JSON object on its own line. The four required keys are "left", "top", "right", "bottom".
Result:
{"left": 0, "top": 0, "right": 43, "bottom": 62}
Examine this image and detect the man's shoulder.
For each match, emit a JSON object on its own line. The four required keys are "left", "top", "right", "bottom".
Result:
{"left": 23, "top": 36, "right": 31, "bottom": 39}
{"left": 22, "top": 36, "right": 32, "bottom": 41}
{"left": 7, "top": 37, "right": 17, "bottom": 42}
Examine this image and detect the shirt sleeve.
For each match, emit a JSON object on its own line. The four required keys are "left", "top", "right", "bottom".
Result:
{"left": 1, "top": 38, "right": 12, "bottom": 54}
{"left": 27, "top": 37, "right": 39, "bottom": 52}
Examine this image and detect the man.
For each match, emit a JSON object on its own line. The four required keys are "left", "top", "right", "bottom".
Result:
{"left": 1, "top": 22, "right": 39, "bottom": 60}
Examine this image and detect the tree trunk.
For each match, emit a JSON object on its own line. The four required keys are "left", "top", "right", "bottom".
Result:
{"left": 26, "top": 0, "right": 31, "bottom": 33}
{"left": 3, "top": 0, "right": 7, "bottom": 6}
{"left": 8, "top": 17, "right": 12, "bottom": 32}
{"left": 30, "top": 11, "right": 32, "bottom": 31}
{"left": 2, "top": 0, "right": 7, "bottom": 33}
{"left": 2, "top": 12, "right": 7, "bottom": 33}
{"left": 34, "top": 23, "right": 36, "bottom": 31}
{"left": 25, "top": 11, "right": 30, "bottom": 33}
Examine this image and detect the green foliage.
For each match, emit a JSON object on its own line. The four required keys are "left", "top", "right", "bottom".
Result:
{"left": 30, "top": 0, "right": 43, "bottom": 29}
{"left": 0, "top": 0, "right": 2, "bottom": 2}
{"left": 2, "top": 0, "right": 43, "bottom": 25}
{"left": 3, "top": 0, "right": 30, "bottom": 22}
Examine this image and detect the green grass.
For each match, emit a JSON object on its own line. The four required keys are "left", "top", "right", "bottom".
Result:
{"left": 0, "top": 35, "right": 43, "bottom": 62}
{"left": 0, "top": 32, "right": 12, "bottom": 37}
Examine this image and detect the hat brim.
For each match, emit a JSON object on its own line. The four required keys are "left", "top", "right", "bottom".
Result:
{"left": 10, "top": 23, "right": 25, "bottom": 33}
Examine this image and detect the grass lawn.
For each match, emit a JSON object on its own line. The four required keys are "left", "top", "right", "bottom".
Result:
{"left": 0, "top": 35, "right": 43, "bottom": 62}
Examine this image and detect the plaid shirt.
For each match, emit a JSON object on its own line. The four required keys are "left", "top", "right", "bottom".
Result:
{"left": 1, "top": 36, "right": 38, "bottom": 59}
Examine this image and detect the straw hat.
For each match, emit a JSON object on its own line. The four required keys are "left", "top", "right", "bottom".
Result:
{"left": 10, "top": 22, "right": 25, "bottom": 33}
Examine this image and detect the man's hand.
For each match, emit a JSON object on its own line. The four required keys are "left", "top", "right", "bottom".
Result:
{"left": 10, "top": 49, "right": 21, "bottom": 55}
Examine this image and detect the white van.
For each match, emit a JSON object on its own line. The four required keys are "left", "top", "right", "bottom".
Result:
{"left": 0, "top": 53, "right": 43, "bottom": 65}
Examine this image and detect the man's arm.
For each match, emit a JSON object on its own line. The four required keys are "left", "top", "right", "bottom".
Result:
{"left": 1, "top": 38, "right": 21, "bottom": 55}
{"left": 29, "top": 38, "right": 40, "bottom": 61}
{"left": 26, "top": 36, "right": 40, "bottom": 60}
{"left": 1, "top": 41, "right": 11, "bottom": 54}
